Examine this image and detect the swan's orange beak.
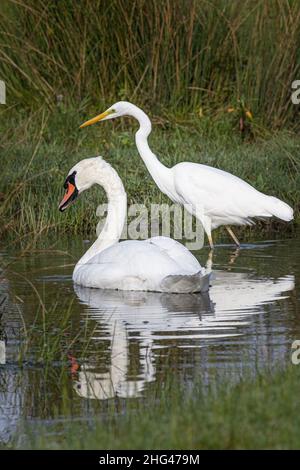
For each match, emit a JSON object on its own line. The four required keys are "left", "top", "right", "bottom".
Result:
{"left": 80, "top": 109, "right": 114, "bottom": 128}
{"left": 59, "top": 182, "right": 78, "bottom": 212}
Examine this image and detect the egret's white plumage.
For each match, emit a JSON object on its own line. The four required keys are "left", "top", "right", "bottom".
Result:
{"left": 59, "top": 157, "right": 210, "bottom": 293}
{"left": 80, "top": 101, "right": 294, "bottom": 247}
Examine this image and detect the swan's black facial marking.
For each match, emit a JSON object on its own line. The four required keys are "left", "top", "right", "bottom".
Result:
{"left": 64, "top": 171, "right": 77, "bottom": 189}
{"left": 59, "top": 171, "right": 79, "bottom": 212}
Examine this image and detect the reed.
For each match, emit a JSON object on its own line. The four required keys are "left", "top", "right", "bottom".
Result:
{"left": 1, "top": 0, "right": 300, "bottom": 129}
{"left": 0, "top": 2, "right": 299, "bottom": 240}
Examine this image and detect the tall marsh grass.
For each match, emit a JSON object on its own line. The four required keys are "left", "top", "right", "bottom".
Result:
{"left": 0, "top": 1, "right": 299, "bottom": 240}
{"left": 1, "top": 0, "right": 300, "bottom": 128}
{"left": 0, "top": 106, "right": 299, "bottom": 239}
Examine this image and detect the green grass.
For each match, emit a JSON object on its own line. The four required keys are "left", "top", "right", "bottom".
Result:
{"left": 1, "top": 1, "right": 300, "bottom": 243}
{"left": 0, "top": 106, "right": 299, "bottom": 243}
{"left": 15, "top": 364, "right": 300, "bottom": 450}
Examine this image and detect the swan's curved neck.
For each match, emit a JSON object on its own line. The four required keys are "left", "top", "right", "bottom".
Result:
{"left": 74, "top": 159, "right": 127, "bottom": 270}
{"left": 129, "top": 105, "right": 175, "bottom": 200}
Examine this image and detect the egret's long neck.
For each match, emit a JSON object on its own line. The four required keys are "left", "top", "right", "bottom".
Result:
{"left": 75, "top": 159, "right": 127, "bottom": 269}
{"left": 131, "top": 106, "right": 175, "bottom": 200}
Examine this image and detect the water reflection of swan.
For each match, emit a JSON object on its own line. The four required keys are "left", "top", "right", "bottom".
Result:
{"left": 73, "top": 288, "right": 214, "bottom": 400}
{"left": 73, "top": 271, "right": 294, "bottom": 400}
{"left": 73, "top": 319, "right": 155, "bottom": 400}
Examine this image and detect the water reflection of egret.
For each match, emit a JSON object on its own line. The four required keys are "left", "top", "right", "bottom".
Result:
{"left": 0, "top": 339, "right": 5, "bottom": 365}
{"left": 73, "top": 271, "right": 294, "bottom": 400}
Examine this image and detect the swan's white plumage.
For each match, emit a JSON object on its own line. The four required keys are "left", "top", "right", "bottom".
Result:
{"left": 60, "top": 157, "right": 210, "bottom": 293}
{"left": 74, "top": 237, "right": 207, "bottom": 292}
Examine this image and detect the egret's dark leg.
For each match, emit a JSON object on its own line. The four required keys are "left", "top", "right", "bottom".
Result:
{"left": 226, "top": 226, "right": 240, "bottom": 247}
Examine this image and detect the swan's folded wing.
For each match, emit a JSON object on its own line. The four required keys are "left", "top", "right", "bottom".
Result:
{"left": 146, "top": 236, "right": 203, "bottom": 273}
{"left": 75, "top": 240, "right": 192, "bottom": 289}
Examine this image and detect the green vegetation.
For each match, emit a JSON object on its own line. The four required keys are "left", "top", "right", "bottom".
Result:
{"left": 0, "top": 106, "right": 299, "bottom": 242}
{"left": 1, "top": 0, "right": 300, "bottom": 130}
{"left": 14, "top": 365, "right": 300, "bottom": 450}
{"left": 1, "top": 0, "right": 299, "bottom": 242}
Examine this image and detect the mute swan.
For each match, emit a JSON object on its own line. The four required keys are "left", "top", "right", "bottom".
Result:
{"left": 59, "top": 157, "right": 210, "bottom": 293}
{"left": 80, "top": 101, "right": 294, "bottom": 249}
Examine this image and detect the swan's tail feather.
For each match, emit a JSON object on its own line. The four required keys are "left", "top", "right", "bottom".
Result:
{"left": 267, "top": 196, "right": 293, "bottom": 222}
{"left": 160, "top": 271, "right": 211, "bottom": 293}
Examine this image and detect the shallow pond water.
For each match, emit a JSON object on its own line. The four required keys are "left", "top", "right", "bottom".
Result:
{"left": 0, "top": 236, "right": 299, "bottom": 445}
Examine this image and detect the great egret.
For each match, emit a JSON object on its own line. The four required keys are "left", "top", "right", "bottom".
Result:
{"left": 80, "top": 102, "right": 294, "bottom": 248}
{"left": 59, "top": 156, "right": 210, "bottom": 293}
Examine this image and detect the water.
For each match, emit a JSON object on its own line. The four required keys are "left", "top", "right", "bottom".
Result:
{"left": 0, "top": 236, "right": 299, "bottom": 445}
